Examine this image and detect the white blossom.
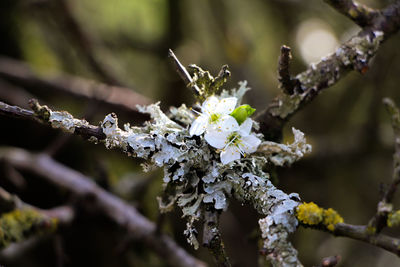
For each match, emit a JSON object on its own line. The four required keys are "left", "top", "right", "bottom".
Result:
{"left": 205, "top": 118, "right": 261, "bottom": 164}
{"left": 189, "top": 96, "right": 238, "bottom": 136}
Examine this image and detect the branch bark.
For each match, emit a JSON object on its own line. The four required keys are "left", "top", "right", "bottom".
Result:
{"left": 202, "top": 206, "right": 231, "bottom": 267}
{"left": 324, "top": 0, "right": 379, "bottom": 27}
{"left": 333, "top": 223, "right": 400, "bottom": 256}
{"left": 0, "top": 147, "right": 207, "bottom": 267}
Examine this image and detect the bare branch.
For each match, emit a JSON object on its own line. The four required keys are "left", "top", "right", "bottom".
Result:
{"left": 0, "top": 101, "right": 39, "bottom": 122}
{"left": 324, "top": 0, "right": 379, "bottom": 27}
{"left": 0, "top": 147, "right": 207, "bottom": 267}
{"left": 333, "top": 223, "right": 400, "bottom": 256}
{"left": 168, "top": 49, "right": 202, "bottom": 96}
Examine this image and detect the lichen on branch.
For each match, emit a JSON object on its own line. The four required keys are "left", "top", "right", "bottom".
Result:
{"left": 0, "top": 208, "right": 58, "bottom": 249}
{"left": 22, "top": 61, "right": 314, "bottom": 266}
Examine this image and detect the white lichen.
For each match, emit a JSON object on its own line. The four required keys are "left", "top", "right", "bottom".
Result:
{"left": 49, "top": 111, "right": 90, "bottom": 133}
{"left": 257, "top": 127, "right": 312, "bottom": 166}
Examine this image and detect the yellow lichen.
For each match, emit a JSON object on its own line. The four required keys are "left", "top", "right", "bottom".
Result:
{"left": 296, "top": 202, "right": 344, "bottom": 231}
{"left": 387, "top": 210, "right": 400, "bottom": 227}
{"left": 366, "top": 225, "right": 376, "bottom": 235}
{"left": 323, "top": 208, "right": 344, "bottom": 231}
{"left": 0, "top": 208, "right": 58, "bottom": 248}
{"left": 296, "top": 202, "right": 324, "bottom": 225}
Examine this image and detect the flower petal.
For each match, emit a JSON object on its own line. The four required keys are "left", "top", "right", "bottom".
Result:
{"left": 189, "top": 114, "right": 208, "bottom": 136}
{"left": 209, "top": 115, "right": 239, "bottom": 133}
{"left": 238, "top": 118, "right": 253, "bottom": 136}
{"left": 239, "top": 134, "right": 261, "bottom": 154}
{"left": 205, "top": 130, "right": 229, "bottom": 149}
{"left": 220, "top": 146, "right": 241, "bottom": 164}
{"left": 201, "top": 96, "right": 219, "bottom": 114}
{"left": 215, "top": 97, "right": 237, "bottom": 114}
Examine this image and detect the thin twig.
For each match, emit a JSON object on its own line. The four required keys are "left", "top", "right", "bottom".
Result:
{"left": 0, "top": 147, "right": 207, "bottom": 267}
{"left": 368, "top": 98, "right": 400, "bottom": 232}
{"left": 168, "top": 49, "right": 202, "bottom": 96}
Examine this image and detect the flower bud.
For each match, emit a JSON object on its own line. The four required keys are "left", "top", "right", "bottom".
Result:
{"left": 230, "top": 105, "right": 255, "bottom": 125}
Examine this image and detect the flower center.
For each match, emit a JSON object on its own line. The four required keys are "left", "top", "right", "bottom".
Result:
{"left": 209, "top": 113, "right": 221, "bottom": 124}
{"left": 226, "top": 132, "right": 241, "bottom": 146}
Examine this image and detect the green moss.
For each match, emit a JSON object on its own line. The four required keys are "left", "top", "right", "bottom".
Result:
{"left": 0, "top": 208, "right": 58, "bottom": 248}
{"left": 296, "top": 202, "right": 343, "bottom": 232}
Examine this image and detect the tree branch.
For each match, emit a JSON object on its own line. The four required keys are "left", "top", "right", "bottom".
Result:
{"left": 333, "top": 223, "right": 400, "bottom": 256}
{"left": 256, "top": 1, "right": 400, "bottom": 140}
{"left": 368, "top": 98, "right": 400, "bottom": 232}
{"left": 278, "top": 45, "right": 298, "bottom": 95}
{"left": 0, "top": 147, "right": 207, "bottom": 267}
{"left": 324, "top": 0, "right": 379, "bottom": 27}
{"left": 202, "top": 206, "right": 231, "bottom": 267}
{"left": 0, "top": 101, "right": 40, "bottom": 122}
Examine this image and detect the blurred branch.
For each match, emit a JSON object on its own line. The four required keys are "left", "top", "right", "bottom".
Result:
{"left": 0, "top": 186, "right": 74, "bottom": 225}
{"left": 0, "top": 79, "right": 36, "bottom": 108}
{"left": 0, "top": 57, "right": 151, "bottom": 118}
{"left": 324, "top": 0, "right": 379, "bottom": 27}
{"left": 314, "top": 255, "right": 341, "bottom": 267}
{"left": 0, "top": 187, "right": 23, "bottom": 212}
{"left": 256, "top": 1, "right": 400, "bottom": 140}
{"left": 0, "top": 147, "right": 207, "bottom": 267}
{"left": 0, "top": 186, "right": 74, "bottom": 250}
{"left": 368, "top": 98, "right": 400, "bottom": 232}
{"left": 202, "top": 206, "right": 231, "bottom": 267}
{"left": 333, "top": 223, "right": 400, "bottom": 256}
{"left": 28, "top": 0, "right": 124, "bottom": 86}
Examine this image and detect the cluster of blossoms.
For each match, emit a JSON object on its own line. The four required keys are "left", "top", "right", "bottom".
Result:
{"left": 190, "top": 96, "right": 261, "bottom": 164}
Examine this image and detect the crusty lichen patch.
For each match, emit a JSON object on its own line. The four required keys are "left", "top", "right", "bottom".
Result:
{"left": 296, "top": 202, "right": 343, "bottom": 231}
{"left": 0, "top": 208, "right": 58, "bottom": 248}
{"left": 387, "top": 210, "right": 400, "bottom": 228}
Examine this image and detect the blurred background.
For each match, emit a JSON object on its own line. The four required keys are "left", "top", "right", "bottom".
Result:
{"left": 0, "top": 0, "right": 400, "bottom": 266}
